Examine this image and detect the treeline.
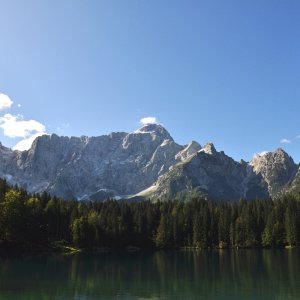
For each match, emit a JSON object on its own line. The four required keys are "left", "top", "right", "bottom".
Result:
{"left": 0, "top": 179, "right": 299, "bottom": 250}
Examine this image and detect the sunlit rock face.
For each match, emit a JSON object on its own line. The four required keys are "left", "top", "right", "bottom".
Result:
{"left": 250, "top": 148, "right": 298, "bottom": 197}
{"left": 0, "top": 125, "right": 194, "bottom": 200}
{"left": 0, "top": 125, "right": 298, "bottom": 201}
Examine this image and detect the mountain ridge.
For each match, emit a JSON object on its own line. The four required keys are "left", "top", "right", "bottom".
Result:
{"left": 0, "top": 124, "right": 299, "bottom": 201}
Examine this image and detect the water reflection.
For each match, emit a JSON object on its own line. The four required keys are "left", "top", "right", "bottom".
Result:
{"left": 0, "top": 250, "right": 299, "bottom": 300}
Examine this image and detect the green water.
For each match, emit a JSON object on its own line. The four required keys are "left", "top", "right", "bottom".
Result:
{"left": 0, "top": 250, "right": 299, "bottom": 299}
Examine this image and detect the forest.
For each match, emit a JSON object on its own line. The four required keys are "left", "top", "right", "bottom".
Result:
{"left": 0, "top": 178, "right": 299, "bottom": 251}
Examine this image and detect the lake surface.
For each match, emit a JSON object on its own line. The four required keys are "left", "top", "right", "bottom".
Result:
{"left": 0, "top": 249, "right": 299, "bottom": 300}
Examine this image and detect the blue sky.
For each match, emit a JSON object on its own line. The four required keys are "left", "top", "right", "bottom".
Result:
{"left": 0, "top": 0, "right": 299, "bottom": 162}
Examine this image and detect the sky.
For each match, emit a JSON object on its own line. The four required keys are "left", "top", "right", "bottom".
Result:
{"left": 0, "top": 0, "right": 299, "bottom": 162}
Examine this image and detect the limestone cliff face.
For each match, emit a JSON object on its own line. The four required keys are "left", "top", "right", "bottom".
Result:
{"left": 250, "top": 149, "right": 298, "bottom": 197}
{"left": 0, "top": 125, "right": 298, "bottom": 201}
{"left": 0, "top": 125, "right": 198, "bottom": 200}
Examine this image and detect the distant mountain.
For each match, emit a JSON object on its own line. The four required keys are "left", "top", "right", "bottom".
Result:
{"left": 0, "top": 124, "right": 299, "bottom": 201}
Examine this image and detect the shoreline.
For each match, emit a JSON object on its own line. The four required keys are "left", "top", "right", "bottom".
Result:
{"left": 0, "top": 241, "right": 298, "bottom": 256}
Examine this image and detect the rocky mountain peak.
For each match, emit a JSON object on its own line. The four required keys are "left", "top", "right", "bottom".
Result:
{"left": 0, "top": 124, "right": 299, "bottom": 202}
{"left": 200, "top": 142, "right": 217, "bottom": 155}
{"left": 28, "top": 133, "right": 58, "bottom": 150}
{"left": 184, "top": 141, "right": 202, "bottom": 155}
{"left": 251, "top": 149, "right": 295, "bottom": 171}
{"left": 188, "top": 140, "right": 201, "bottom": 149}
{"left": 136, "top": 124, "right": 172, "bottom": 140}
{"left": 250, "top": 148, "right": 298, "bottom": 197}
{"left": 274, "top": 147, "right": 290, "bottom": 158}
{"left": 175, "top": 140, "right": 201, "bottom": 161}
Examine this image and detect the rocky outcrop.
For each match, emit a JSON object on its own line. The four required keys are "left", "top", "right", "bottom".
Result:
{"left": 250, "top": 149, "right": 298, "bottom": 197}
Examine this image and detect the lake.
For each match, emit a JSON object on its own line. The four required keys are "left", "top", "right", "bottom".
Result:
{"left": 0, "top": 249, "right": 299, "bottom": 299}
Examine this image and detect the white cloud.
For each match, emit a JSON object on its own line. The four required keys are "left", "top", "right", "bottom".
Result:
{"left": 13, "top": 132, "right": 47, "bottom": 151}
{"left": 280, "top": 138, "right": 291, "bottom": 144}
{"left": 140, "top": 117, "right": 158, "bottom": 125}
{"left": 0, "top": 97, "right": 47, "bottom": 150}
{"left": 297, "top": 135, "right": 300, "bottom": 139}
{"left": 0, "top": 113, "right": 46, "bottom": 138}
{"left": 0, "top": 93, "right": 13, "bottom": 110}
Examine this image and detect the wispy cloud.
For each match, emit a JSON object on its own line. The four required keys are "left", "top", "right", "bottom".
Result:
{"left": 0, "top": 113, "right": 45, "bottom": 138}
{"left": 280, "top": 138, "right": 291, "bottom": 144}
{"left": 140, "top": 117, "right": 158, "bottom": 125}
{"left": 0, "top": 93, "right": 13, "bottom": 110}
{"left": 297, "top": 135, "right": 300, "bottom": 139}
{"left": 0, "top": 113, "right": 47, "bottom": 150}
{"left": 0, "top": 93, "right": 47, "bottom": 151}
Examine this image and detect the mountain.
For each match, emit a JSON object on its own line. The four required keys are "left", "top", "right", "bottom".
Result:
{"left": 0, "top": 124, "right": 198, "bottom": 200}
{"left": 0, "top": 124, "right": 298, "bottom": 201}
{"left": 250, "top": 149, "right": 299, "bottom": 197}
{"left": 144, "top": 143, "right": 269, "bottom": 201}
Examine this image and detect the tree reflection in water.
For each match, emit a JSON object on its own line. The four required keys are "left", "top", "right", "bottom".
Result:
{"left": 0, "top": 250, "right": 299, "bottom": 300}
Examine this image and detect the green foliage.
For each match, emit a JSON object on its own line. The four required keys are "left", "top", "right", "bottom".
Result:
{"left": 0, "top": 178, "right": 300, "bottom": 250}
{"left": 0, "top": 189, "right": 25, "bottom": 241}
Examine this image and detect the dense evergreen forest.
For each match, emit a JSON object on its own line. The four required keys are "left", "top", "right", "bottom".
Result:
{"left": 0, "top": 179, "right": 299, "bottom": 251}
